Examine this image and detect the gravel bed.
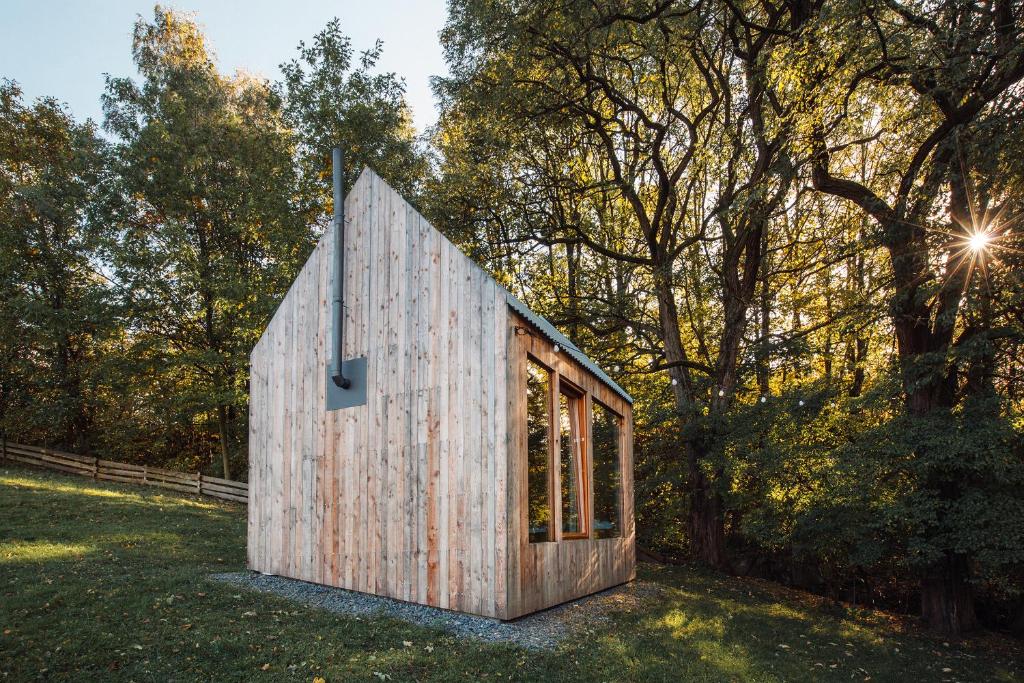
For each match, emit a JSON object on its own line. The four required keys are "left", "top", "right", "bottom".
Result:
{"left": 210, "top": 571, "right": 664, "bottom": 650}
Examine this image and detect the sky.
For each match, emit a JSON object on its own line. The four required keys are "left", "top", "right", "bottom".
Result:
{"left": 0, "top": 0, "right": 450, "bottom": 135}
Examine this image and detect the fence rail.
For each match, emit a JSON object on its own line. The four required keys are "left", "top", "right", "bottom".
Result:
{"left": 0, "top": 440, "right": 247, "bottom": 504}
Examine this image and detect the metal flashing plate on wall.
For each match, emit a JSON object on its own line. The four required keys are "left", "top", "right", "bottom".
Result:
{"left": 325, "top": 356, "right": 368, "bottom": 410}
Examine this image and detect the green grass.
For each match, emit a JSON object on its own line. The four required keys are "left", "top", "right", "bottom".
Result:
{"left": 1, "top": 465, "right": 1021, "bottom": 682}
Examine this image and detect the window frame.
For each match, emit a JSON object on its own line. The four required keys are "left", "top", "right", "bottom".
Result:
{"left": 520, "top": 332, "right": 628, "bottom": 545}
{"left": 590, "top": 397, "right": 624, "bottom": 539}
{"left": 556, "top": 378, "right": 589, "bottom": 540}
{"left": 526, "top": 354, "right": 556, "bottom": 544}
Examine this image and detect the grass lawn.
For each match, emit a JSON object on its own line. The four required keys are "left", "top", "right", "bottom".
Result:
{"left": 1, "top": 465, "right": 1021, "bottom": 682}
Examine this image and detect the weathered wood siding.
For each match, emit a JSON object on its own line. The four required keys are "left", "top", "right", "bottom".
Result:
{"left": 249, "top": 168, "right": 633, "bottom": 620}
{"left": 249, "top": 169, "right": 509, "bottom": 618}
{"left": 505, "top": 311, "right": 636, "bottom": 619}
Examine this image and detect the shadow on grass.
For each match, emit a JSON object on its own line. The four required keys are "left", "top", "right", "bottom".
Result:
{"left": 572, "top": 564, "right": 1023, "bottom": 682}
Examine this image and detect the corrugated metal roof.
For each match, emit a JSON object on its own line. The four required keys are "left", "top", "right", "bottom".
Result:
{"left": 505, "top": 292, "right": 633, "bottom": 405}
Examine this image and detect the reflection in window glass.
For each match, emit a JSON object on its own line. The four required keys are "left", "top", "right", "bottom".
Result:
{"left": 527, "top": 359, "right": 552, "bottom": 543}
{"left": 559, "top": 388, "right": 586, "bottom": 537}
{"left": 592, "top": 402, "right": 622, "bottom": 538}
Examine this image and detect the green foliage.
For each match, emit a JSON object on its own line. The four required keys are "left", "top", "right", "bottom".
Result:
{"left": 279, "top": 18, "right": 428, "bottom": 209}
{"left": 1, "top": 0, "right": 1023, "bottom": 635}
{"left": 723, "top": 377, "right": 1024, "bottom": 604}
{"left": 0, "top": 8, "right": 429, "bottom": 478}
{"left": 99, "top": 7, "right": 310, "bottom": 478}
{"left": 0, "top": 81, "right": 114, "bottom": 451}
{"left": 432, "top": 0, "right": 1024, "bottom": 631}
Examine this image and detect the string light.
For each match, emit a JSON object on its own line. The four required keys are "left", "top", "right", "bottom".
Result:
{"left": 552, "top": 344, "right": 560, "bottom": 354}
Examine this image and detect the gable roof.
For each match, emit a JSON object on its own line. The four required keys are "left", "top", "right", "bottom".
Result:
{"left": 505, "top": 293, "right": 633, "bottom": 405}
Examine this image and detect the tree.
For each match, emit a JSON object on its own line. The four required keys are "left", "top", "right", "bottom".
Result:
{"left": 0, "top": 80, "right": 112, "bottom": 451}
{"left": 102, "top": 7, "right": 309, "bottom": 479}
{"left": 432, "top": 0, "right": 815, "bottom": 569}
{"left": 803, "top": 0, "right": 1024, "bottom": 633}
{"left": 278, "top": 18, "right": 428, "bottom": 216}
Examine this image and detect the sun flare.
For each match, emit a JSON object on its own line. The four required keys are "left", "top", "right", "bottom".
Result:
{"left": 968, "top": 231, "right": 991, "bottom": 252}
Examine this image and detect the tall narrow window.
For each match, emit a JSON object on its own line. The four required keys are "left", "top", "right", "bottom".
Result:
{"left": 526, "top": 359, "right": 552, "bottom": 543}
{"left": 559, "top": 383, "right": 587, "bottom": 538}
{"left": 592, "top": 401, "right": 622, "bottom": 538}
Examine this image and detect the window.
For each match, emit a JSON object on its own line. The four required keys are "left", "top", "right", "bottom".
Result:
{"left": 526, "top": 359, "right": 552, "bottom": 543}
{"left": 524, "top": 348, "right": 623, "bottom": 544}
{"left": 559, "top": 382, "right": 588, "bottom": 538}
{"left": 592, "top": 401, "right": 622, "bottom": 538}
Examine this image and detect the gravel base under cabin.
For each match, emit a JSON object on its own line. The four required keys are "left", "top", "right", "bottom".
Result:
{"left": 210, "top": 572, "right": 663, "bottom": 650}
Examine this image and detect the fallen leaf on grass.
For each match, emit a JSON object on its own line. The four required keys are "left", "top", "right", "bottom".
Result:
{"left": 261, "top": 663, "right": 271, "bottom": 671}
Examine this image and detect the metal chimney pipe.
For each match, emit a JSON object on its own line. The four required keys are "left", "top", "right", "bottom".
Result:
{"left": 330, "top": 146, "right": 351, "bottom": 389}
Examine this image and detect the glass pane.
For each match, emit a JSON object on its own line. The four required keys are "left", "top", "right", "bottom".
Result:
{"left": 527, "top": 360, "right": 552, "bottom": 543}
{"left": 559, "top": 390, "right": 584, "bottom": 536}
{"left": 592, "top": 402, "right": 622, "bottom": 538}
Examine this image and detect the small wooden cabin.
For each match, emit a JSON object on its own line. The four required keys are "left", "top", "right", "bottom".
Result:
{"left": 248, "top": 168, "right": 634, "bottom": 619}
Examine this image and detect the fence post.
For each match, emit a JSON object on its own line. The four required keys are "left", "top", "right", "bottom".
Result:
{"left": 1, "top": 437, "right": 6, "bottom": 463}
{"left": 197, "top": 472, "right": 203, "bottom": 495}
{"left": 92, "top": 456, "right": 98, "bottom": 480}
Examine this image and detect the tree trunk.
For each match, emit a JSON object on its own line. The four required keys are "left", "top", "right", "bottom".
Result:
{"left": 810, "top": 87, "right": 991, "bottom": 638}
{"left": 687, "top": 444, "right": 730, "bottom": 570}
{"left": 566, "top": 239, "right": 579, "bottom": 342}
{"left": 216, "top": 404, "right": 231, "bottom": 480}
{"left": 756, "top": 280, "right": 771, "bottom": 395}
{"left": 901, "top": 349, "right": 978, "bottom": 635}
{"left": 653, "top": 269, "right": 731, "bottom": 569}
{"left": 920, "top": 552, "right": 977, "bottom": 635}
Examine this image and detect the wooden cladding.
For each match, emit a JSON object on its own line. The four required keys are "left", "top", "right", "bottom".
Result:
{"left": 248, "top": 168, "right": 633, "bottom": 620}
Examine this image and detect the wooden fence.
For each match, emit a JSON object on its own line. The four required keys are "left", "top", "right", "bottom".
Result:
{"left": 0, "top": 441, "right": 248, "bottom": 505}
